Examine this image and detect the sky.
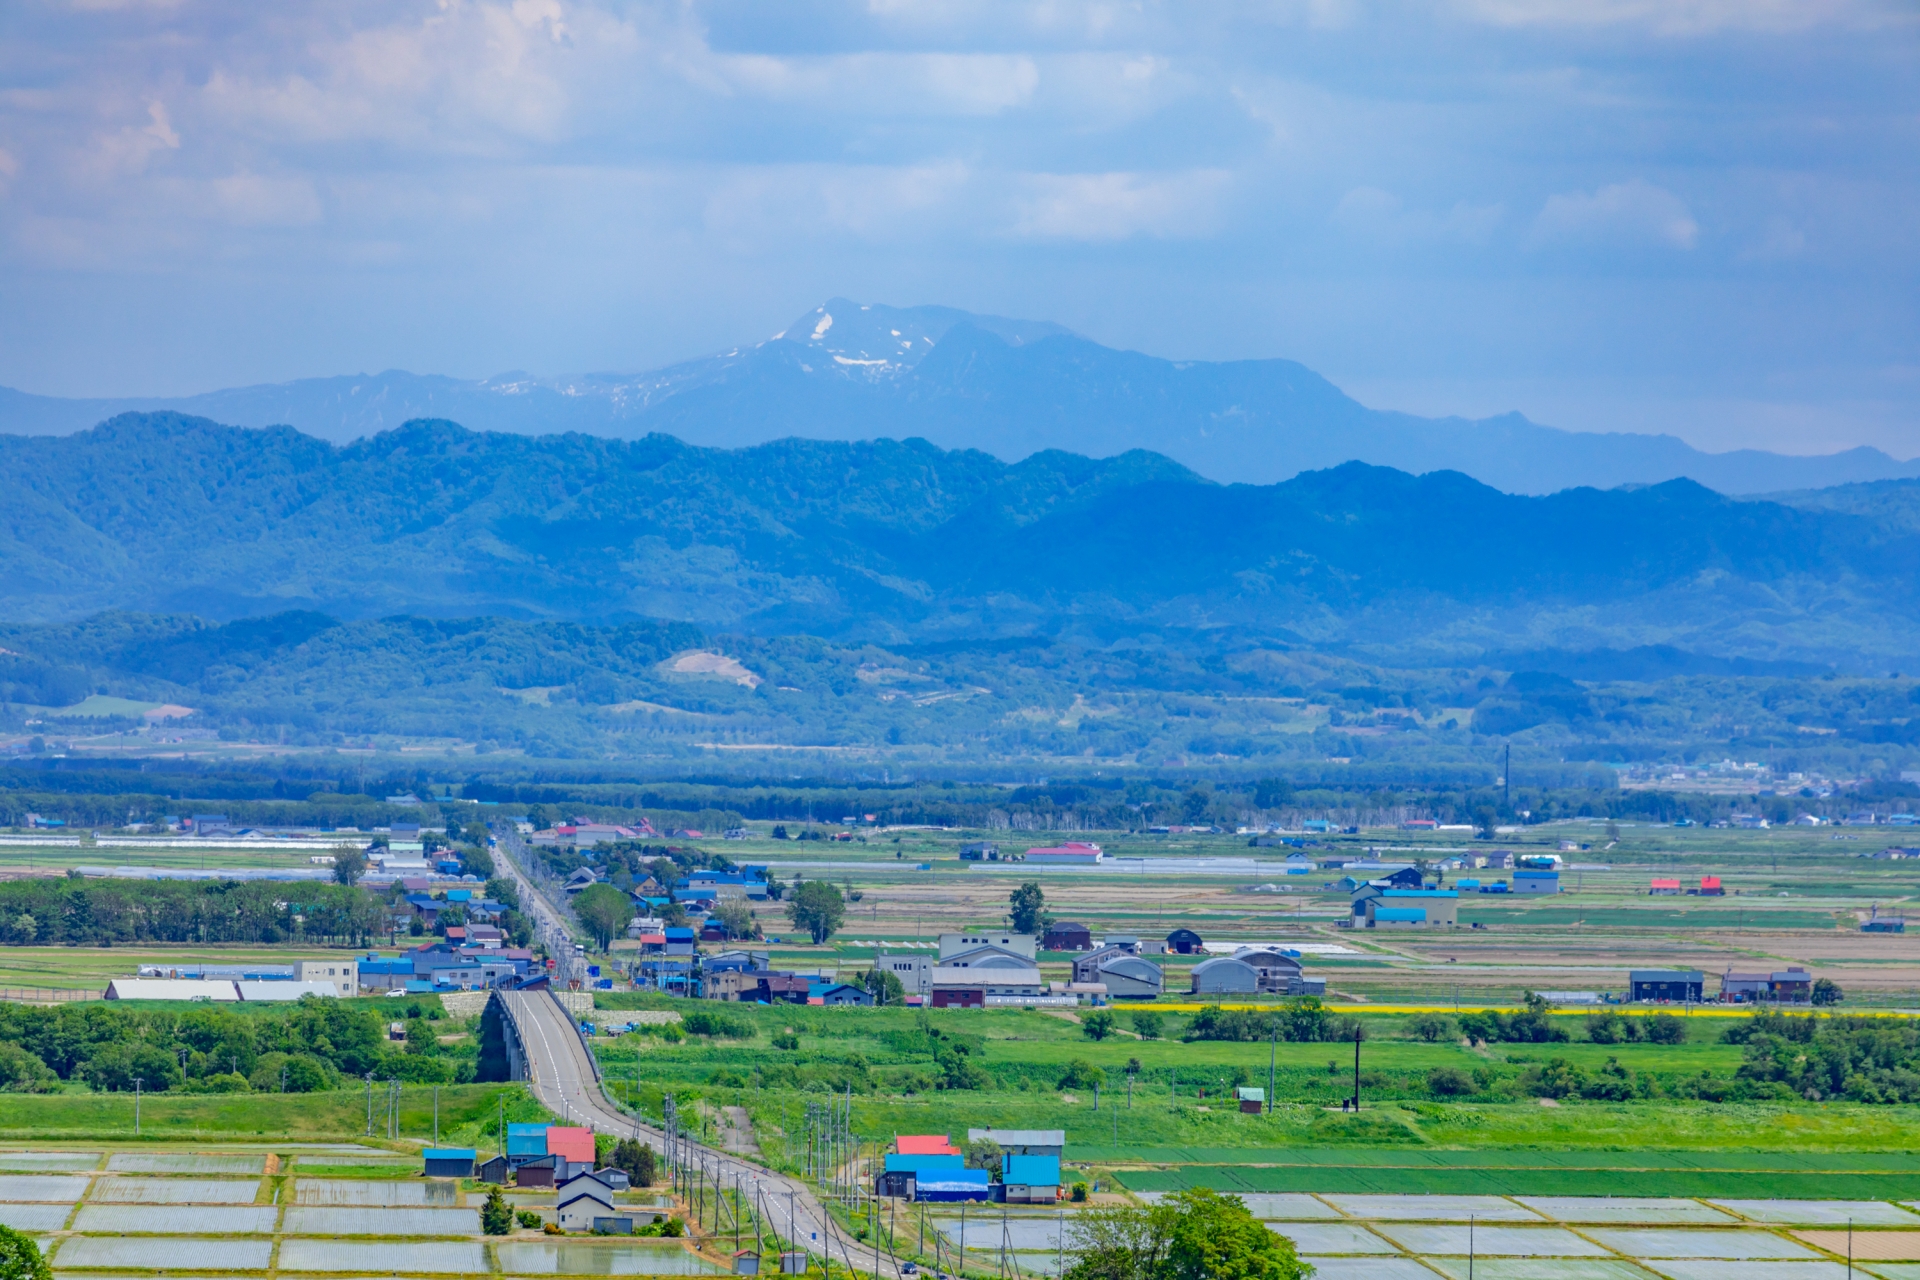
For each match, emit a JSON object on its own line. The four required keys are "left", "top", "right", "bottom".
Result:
{"left": 0, "top": 0, "right": 1915, "bottom": 456}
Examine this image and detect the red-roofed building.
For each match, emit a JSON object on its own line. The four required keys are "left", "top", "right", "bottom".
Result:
{"left": 1649, "top": 879, "right": 1682, "bottom": 895}
{"left": 896, "top": 1135, "right": 958, "bottom": 1156}
{"left": 545, "top": 1125, "right": 595, "bottom": 1174}
{"left": 1694, "top": 876, "right": 1725, "bottom": 897}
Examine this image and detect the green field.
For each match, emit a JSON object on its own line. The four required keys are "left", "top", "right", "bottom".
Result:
{"left": 1119, "top": 1162, "right": 1920, "bottom": 1198}
{"left": 0, "top": 1082, "right": 548, "bottom": 1147}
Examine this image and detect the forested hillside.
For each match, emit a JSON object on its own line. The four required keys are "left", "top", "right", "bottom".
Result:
{"left": 3, "top": 413, "right": 1918, "bottom": 669}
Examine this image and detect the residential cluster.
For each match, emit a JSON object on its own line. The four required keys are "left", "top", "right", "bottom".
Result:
{"left": 424, "top": 1122, "right": 656, "bottom": 1234}
{"left": 872, "top": 1130, "right": 1064, "bottom": 1203}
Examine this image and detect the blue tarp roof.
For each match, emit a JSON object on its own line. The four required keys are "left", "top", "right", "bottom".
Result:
{"left": 423, "top": 1148, "right": 476, "bottom": 1160}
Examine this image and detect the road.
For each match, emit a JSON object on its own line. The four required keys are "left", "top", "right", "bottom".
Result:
{"left": 488, "top": 827, "right": 587, "bottom": 989}
{"left": 500, "top": 988, "right": 906, "bottom": 1278}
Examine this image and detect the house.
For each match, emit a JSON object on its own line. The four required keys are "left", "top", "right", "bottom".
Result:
{"left": 664, "top": 927, "right": 696, "bottom": 956}
{"left": 938, "top": 933, "right": 1036, "bottom": 960}
{"left": 809, "top": 982, "right": 873, "bottom": 1006}
{"left": 1091, "top": 955, "right": 1165, "bottom": 999}
{"left": 876, "top": 953, "right": 932, "bottom": 997}
{"left": 959, "top": 842, "right": 1000, "bottom": 861}
{"left": 1002, "top": 1155, "right": 1061, "bottom": 1204}
{"left": 1514, "top": 870, "right": 1560, "bottom": 896}
{"left": 422, "top": 1148, "right": 475, "bottom": 1178}
{"left": 1864, "top": 917, "right": 1906, "bottom": 933}
{"left": 754, "top": 974, "right": 814, "bottom": 1004}
{"left": 507, "top": 1122, "right": 551, "bottom": 1167}
{"left": 1165, "top": 928, "right": 1205, "bottom": 955}
{"left": 1023, "top": 841, "right": 1103, "bottom": 865}
{"left": 1649, "top": 879, "right": 1682, "bottom": 896}
{"left": 1235, "top": 1088, "right": 1265, "bottom": 1115}
{"left": 478, "top": 1155, "right": 511, "bottom": 1184}
{"left": 1691, "top": 876, "right": 1725, "bottom": 897}
{"left": 1629, "top": 969, "right": 1705, "bottom": 1002}
{"left": 1769, "top": 966, "right": 1813, "bottom": 1001}
{"left": 1040, "top": 921, "right": 1094, "bottom": 952}
{"left": 556, "top": 1171, "right": 625, "bottom": 1232}
{"left": 875, "top": 1153, "right": 963, "bottom": 1199}
{"left": 1719, "top": 969, "right": 1772, "bottom": 1001}
{"left": 966, "top": 1129, "right": 1065, "bottom": 1159}
{"left": 562, "top": 867, "right": 602, "bottom": 893}
{"left": 545, "top": 1126, "right": 597, "bottom": 1179}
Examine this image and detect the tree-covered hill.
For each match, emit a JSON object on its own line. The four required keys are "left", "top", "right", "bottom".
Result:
{"left": 3, "top": 413, "right": 1917, "bottom": 669}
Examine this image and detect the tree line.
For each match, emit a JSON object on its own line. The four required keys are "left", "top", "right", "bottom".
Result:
{"left": 0, "top": 996, "right": 479, "bottom": 1094}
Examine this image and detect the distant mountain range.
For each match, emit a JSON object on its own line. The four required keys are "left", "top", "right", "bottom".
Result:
{"left": 4, "top": 299, "right": 1914, "bottom": 496}
{"left": 4, "top": 411, "right": 1917, "bottom": 668}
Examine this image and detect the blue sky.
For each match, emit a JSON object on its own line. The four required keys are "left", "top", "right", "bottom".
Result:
{"left": 0, "top": 0, "right": 1914, "bottom": 455}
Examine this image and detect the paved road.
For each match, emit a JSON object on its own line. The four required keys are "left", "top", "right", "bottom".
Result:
{"left": 500, "top": 988, "right": 905, "bottom": 1278}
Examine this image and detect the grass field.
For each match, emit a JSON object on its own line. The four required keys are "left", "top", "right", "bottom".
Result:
{"left": 0, "top": 1083, "right": 548, "bottom": 1146}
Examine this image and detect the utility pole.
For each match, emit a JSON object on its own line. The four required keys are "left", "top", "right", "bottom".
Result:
{"left": 433, "top": 1085, "right": 439, "bottom": 1145}
{"left": 1268, "top": 1021, "right": 1278, "bottom": 1114}
{"left": 1504, "top": 743, "right": 1511, "bottom": 810}
{"left": 1352, "top": 1030, "right": 1362, "bottom": 1112}
{"left": 133, "top": 1078, "right": 143, "bottom": 1136}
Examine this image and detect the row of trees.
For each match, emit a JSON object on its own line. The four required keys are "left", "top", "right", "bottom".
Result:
{"left": 0, "top": 996, "right": 479, "bottom": 1094}
{"left": 0, "top": 878, "right": 392, "bottom": 948}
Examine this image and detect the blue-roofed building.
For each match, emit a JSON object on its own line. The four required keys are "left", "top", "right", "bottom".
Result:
{"left": 809, "top": 981, "right": 873, "bottom": 1006}
{"left": 445, "top": 888, "right": 473, "bottom": 902}
{"left": 664, "top": 927, "right": 696, "bottom": 956}
{"left": 1003, "top": 1155, "right": 1061, "bottom": 1204}
{"left": 1355, "top": 888, "right": 1459, "bottom": 928}
{"left": 357, "top": 954, "right": 416, "bottom": 992}
{"left": 506, "top": 1122, "right": 549, "bottom": 1166}
{"left": 1515, "top": 869, "right": 1561, "bottom": 896}
{"left": 423, "top": 1148, "right": 476, "bottom": 1178}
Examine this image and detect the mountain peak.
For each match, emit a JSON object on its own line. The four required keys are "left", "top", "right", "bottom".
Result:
{"left": 773, "top": 298, "right": 1075, "bottom": 372}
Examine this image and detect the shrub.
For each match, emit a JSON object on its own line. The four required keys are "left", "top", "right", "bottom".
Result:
{"left": 1081, "top": 1011, "right": 1115, "bottom": 1041}
{"left": 517, "top": 1210, "right": 543, "bottom": 1229}
{"left": 682, "top": 1009, "right": 755, "bottom": 1039}
{"left": 1129, "top": 1010, "right": 1163, "bottom": 1040}
{"left": 1058, "top": 1059, "right": 1106, "bottom": 1091}
{"left": 1407, "top": 1013, "right": 1457, "bottom": 1043}
{"left": 543, "top": 1221, "right": 563, "bottom": 1235}
{"left": 1070, "top": 1182, "right": 1089, "bottom": 1202}
{"left": 1427, "top": 1067, "right": 1474, "bottom": 1096}
{"left": 771, "top": 1032, "right": 799, "bottom": 1051}
{"left": 1645, "top": 1014, "right": 1687, "bottom": 1045}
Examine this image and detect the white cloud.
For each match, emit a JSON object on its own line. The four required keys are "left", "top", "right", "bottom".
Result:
{"left": 1451, "top": 0, "right": 1902, "bottom": 36}
{"left": 716, "top": 52, "right": 1041, "bottom": 116}
{"left": 1011, "top": 170, "right": 1231, "bottom": 241}
{"left": 1530, "top": 179, "right": 1698, "bottom": 250}
{"left": 1331, "top": 187, "right": 1504, "bottom": 245}
{"left": 209, "top": 172, "right": 324, "bottom": 227}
